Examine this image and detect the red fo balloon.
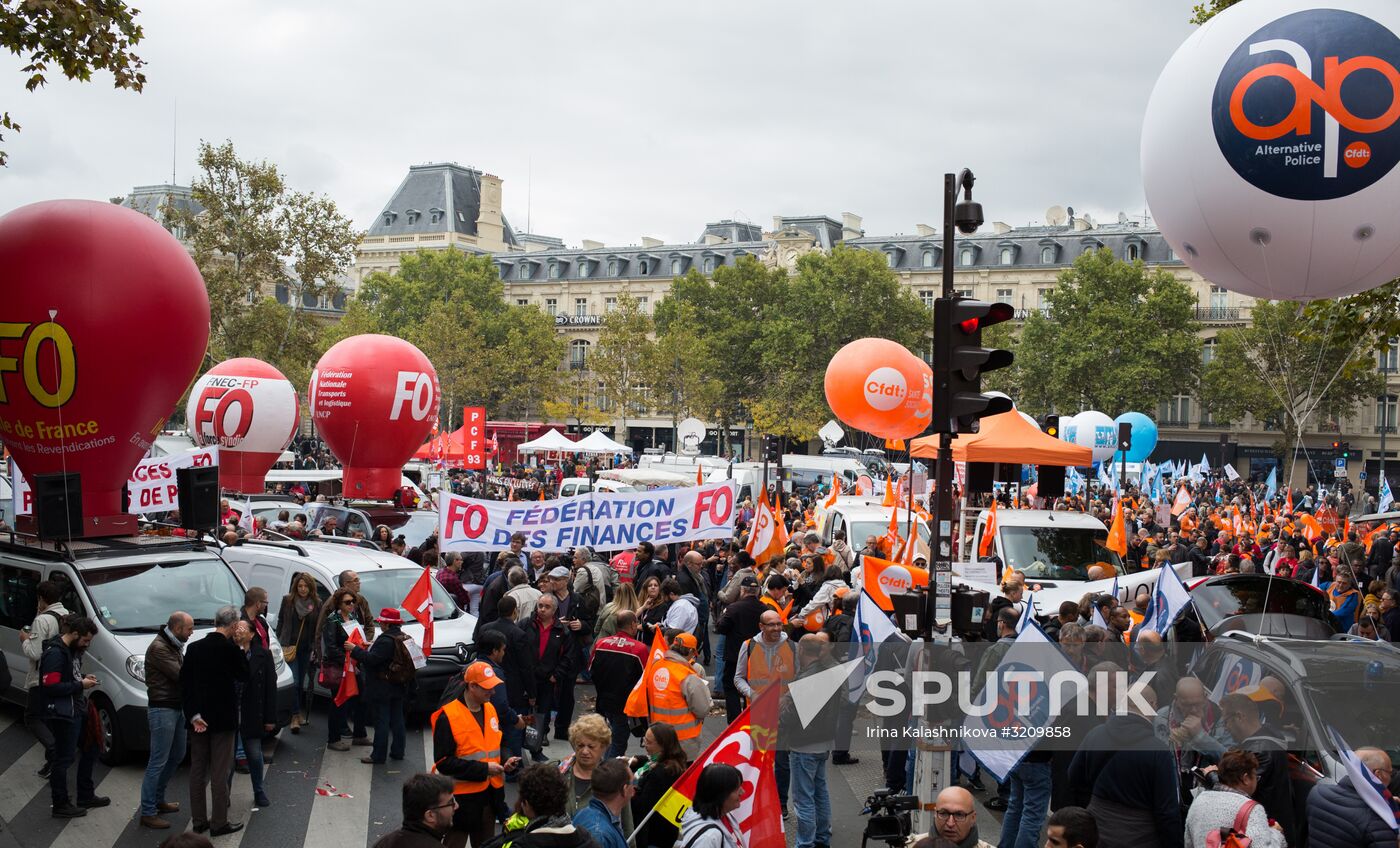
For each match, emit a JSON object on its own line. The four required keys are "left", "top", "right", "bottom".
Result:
{"left": 823, "top": 338, "right": 931, "bottom": 439}
{"left": 0, "top": 200, "right": 210, "bottom": 525}
{"left": 186, "top": 358, "right": 300, "bottom": 494}
{"left": 311, "top": 335, "right": 439, "bottom": 499}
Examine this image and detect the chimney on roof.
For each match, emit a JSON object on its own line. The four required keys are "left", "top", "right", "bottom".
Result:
{"left": 916, "top": 224, "right": 936, "bottom": 237}
{"left": 772, "top": 216, "right": 784, "bottom": 234}
{"left": 582, "top": 239, "right": 604, "bottom": 250}
{"left": 1073, "top": 214, "right": 1094, "bottom": 232}
{"left": 702, "top": 234, "right": 727, "bottom": 245}
{"left": 641, "top": 236, "right": 663, "bottom": 248}
{"left": 992, "top": 222, "right": 1012, "bottom": 235}
{"left": 841, "top": 212, "right": 864, "bottom": 241}
{"left": 476, "top": 174, "right": 505, "bottom": 248}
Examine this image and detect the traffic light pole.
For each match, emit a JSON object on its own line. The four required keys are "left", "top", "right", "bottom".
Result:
{"left": 926, "top": 173, "right": 959, "bottom": 642}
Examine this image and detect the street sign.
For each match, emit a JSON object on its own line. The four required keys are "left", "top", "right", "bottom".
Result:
{"left": 1335, "top": 457, "right": 1347, "bottom": 469}
{"left": 1359, "top": 470, "right": 1369, "bottom": 481}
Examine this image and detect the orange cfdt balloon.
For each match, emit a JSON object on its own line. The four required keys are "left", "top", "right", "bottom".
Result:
{"left": 823, "top": 338, "right": 929, "bottom": 439}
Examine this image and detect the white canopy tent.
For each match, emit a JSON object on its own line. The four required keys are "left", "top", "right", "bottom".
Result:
{"left": 516, "top": 429, "right": 580, "bottom": 454}
{"left": 575, "top": 430, "right": 634, "bottom": 455}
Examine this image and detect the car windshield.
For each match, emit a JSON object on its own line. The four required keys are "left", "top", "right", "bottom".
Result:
{"left": 358, "top": 569, "right": 458, "bottom": 621}
{"left": 1191, "top": 578, "right": 1334, "bottom": 633}
{"left": 852, "top": 518, "right": 931, "bottom": 548}
{"left": 378, "top": 512, "right": 438, "bottom": 548}
{"left": 1290, "top": 641, "right": 1400, "bottom": 757}
{"left": 83, "top": 558, "right": 245, "bottom": 632}
{"left": 998, "top": 526, "right": 1123, "bottom": 579}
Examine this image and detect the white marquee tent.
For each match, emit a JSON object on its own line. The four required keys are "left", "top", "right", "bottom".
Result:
{"left": 516, "top": 429, "right": 579, "bottom": 454}
{"left": 575, "top": 430, "right": 634, "bottom": 455}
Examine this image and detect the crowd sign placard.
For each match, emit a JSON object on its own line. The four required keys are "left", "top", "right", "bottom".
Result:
{"left": 439, "top": 481, "right": 739, "bottom": 552}
{"left": 463, "top": 406, "right": 486, "bottom": 470}
{"left": 11, "top": 446, "right": 220, "bottom": 517}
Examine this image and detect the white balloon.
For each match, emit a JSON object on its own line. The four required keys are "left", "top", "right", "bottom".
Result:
{"left": 1059, "top": 413, "right": 1080, "bottom": 444}
{"left": 1073, "top": 410, "right": 1117, "bottom": 463}
{"left": 1142, "top": 0, "right": 1400, "bottom": 301}
{"left": 1018, "top": 411, "right": 1040, "bottom": 430}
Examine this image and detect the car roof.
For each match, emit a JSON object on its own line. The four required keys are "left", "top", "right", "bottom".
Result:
{"left": 225, "top": 538, "right": 418, "bottom": 573}
{"left": 992, "top": 509, "right": 1107, "bottom": 530}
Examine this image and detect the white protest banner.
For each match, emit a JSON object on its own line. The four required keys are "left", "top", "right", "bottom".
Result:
{"left": 13, "top": 446, "right": 220, "bottom": 516}
{"left": 439, "top": 480, "right": 739, "bottom": 553}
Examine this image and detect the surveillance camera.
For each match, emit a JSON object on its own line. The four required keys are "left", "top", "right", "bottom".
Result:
{"left": 954, "top": 200, "right": 984, "bottom": 235}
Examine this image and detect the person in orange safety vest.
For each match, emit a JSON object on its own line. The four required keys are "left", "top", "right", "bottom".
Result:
{"left": 642, "top": 632, "right": 711, "bottom": 760}
{"left": 431, "top": 661, "right": 521, "bottom": 848}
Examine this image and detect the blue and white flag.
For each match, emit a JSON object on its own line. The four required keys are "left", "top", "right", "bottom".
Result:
{"left": 1381, "top": 476, "right": 1395, "bottom": 514}
{"left": 1207, "top": 654, "right": 1260, "bottom": 704}
{"left": 848, "top": 588, "right": 909, "bottom": 702}
{"left": 1110, "top": 573, "right": 1120, "bottom": 602}
{"left": 1199, "top": 452, "right": 1211, "bottom": 474}
{"left": 1265, "top": 466, "right": 1278, "bottom": 502}
{"left": 1091, "top": 604, "right": 1110, "bottom": 630}
{"left": 1139, "top": 564, "right": 1192, "bottom": 635}
{"left": 1017, "top": 591, "right": 1035, "bottom": 633}
{"left": 1151, "top": 465, "right": 1165, "bottom": 503}
{"left": 1098, "top": 462, "right": 1113, "bottom": 490}
{"left": 961, "top": 622, "right": 1076, "bottom": 783}
{"left": 1325, "top": 727, "right": 1400, "bottom": 834}
{"left": 1311, "top": 562, "right": 1322, "bottom": 589}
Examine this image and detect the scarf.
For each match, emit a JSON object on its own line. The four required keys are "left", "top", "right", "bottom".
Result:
{"left": 163, "top": 625, "right": 188, "bottom": 649}
{"left": 295, "top": 594, "right": 317, "bottom": 619}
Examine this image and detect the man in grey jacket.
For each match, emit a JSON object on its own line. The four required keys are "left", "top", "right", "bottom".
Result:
{"left": 20, "top": 581, "right": 67, "bottom": 778}
{"left": 140, "top": 611, "right": 193, "bottom": 829}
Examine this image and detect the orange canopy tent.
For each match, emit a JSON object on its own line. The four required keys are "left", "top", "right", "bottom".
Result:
{"left": 910, "top": 408, "right": 1092, "bottom": 466}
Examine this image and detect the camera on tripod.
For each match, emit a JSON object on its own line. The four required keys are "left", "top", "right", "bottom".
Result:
{"left": 861, "top": 788, "right": 919, "bottom": 847}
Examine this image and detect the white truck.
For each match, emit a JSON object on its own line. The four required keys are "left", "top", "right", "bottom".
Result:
{"left": 955, "top": 508, "right": 1191, "bottom": 616}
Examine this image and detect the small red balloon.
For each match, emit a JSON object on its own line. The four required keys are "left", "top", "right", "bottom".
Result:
{"left": 187, "top": 358, "right": 300, "bottom": 494}
{"left": 311, "top": 335, "right": 439, "bottom": 499}
{"left": 0, "top": 200, "right": 210, "bottom": 523}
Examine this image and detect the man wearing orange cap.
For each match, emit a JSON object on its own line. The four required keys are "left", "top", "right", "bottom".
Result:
{"left": 644, "top": 631, "right": 711, "bottom": 759}
{"left": 431, "top": 661, "right": 522, "bottom": 848}
{"left": 1220, "top": 688, "right": 1297, "bottom": 846}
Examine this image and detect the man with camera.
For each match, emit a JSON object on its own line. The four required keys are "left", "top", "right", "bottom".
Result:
{"left": 908, "top": 787, "right": 993, "bottom": 848}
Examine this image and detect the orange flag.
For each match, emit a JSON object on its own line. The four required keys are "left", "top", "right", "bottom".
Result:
{"left": 1285, "top": 487, "right": 1294, "bottom": 515}
{"left": 1106, "top": 499, "right": 1128, "bottom": 557}
{"left": 1171, "top": 485, "right": 1191, "bottom": 516}
{"left": 881, "top": 505, "right": 902, "bottom": 556}
{"left": 979, "top": 499, "right": 998, "bottom": 558}
{"left": 882, "top": 476, "right": 897, "bottom": 508}
{"left": 696, "top": 466, "right": 705, "bottom": 486}
{"left": 1299, "top": 514, "right": 1324, "bottom": 544}
{"left": 823, "top": 475, "right": 842, "bottom": 509}
{"left": 539, "top": 485, "right": 547, "bottom": 501}
{"left": 862, "top": 555, "right": 930, "bottom": 611}
{"left": 744, "top": 488, "right": 789, "bottom": 566}
{"left": 624, "top": 627, "right": 670, "bottom": 718}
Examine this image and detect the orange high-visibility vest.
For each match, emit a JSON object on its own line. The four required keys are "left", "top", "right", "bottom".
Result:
{"left": 430, "top": 700, "right": 503, "bottom": 794}
{"left": 760, "top": 594, "right": 792, "bottom": 624}
{"left": 744, "top": 637, "right": 796, "bottom": 694}
{"left": 648, "top": 658, "right": 704, "bottom": 741}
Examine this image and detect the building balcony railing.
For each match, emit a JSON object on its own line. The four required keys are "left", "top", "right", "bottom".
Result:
{"left": 1159, "top": 419, "right": 1192, "bottom": 428}
{"left": 1194, "top": 306, "right": 1247, "bottom": 322}
{"left": 1376, "top": 425, "right": 1397, "bottom": 434}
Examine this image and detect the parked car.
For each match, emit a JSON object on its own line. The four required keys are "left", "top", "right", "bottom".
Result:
{"left": 0, "top": 533, "right": 296, "bottom": 763}
{"left": 220, "top": 537, "right": 476, "bottom": 711}
{"left": 1187, "top": 574, "right": 1336, "bottom": 639}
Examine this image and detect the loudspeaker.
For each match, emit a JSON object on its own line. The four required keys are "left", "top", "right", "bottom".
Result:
{"left": 33, "top": 472, "right": 82, "bottom": 541}
{"left": 177, "top": 465, "right": 220, "bottom": 531}
{"left": 966, "top": 462, "right": 994, "bottom": 494}
{"left": 1038, "top": 465, "right": 1066, "bottom": 498}
{"left": 994, "top": 463, "right": 1022, "bottom": 483}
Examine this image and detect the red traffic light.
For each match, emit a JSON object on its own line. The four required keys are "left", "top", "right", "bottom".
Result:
{"left": 955, "top": 301, "right": 1014, "bottom": 334}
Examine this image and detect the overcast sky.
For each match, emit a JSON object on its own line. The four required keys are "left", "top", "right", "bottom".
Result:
{"left": 1, "top": 1, "right": 1198, "bottom": 246}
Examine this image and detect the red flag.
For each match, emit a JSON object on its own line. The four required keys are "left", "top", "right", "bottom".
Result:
{"left": 335, "top": 625, "right": 368, "bottom": 706}
{"left": 650, "top": 686, "right": 785, "bottom": 848}
{"left": 403, "top": 566, "right": 435, "bottom": 655}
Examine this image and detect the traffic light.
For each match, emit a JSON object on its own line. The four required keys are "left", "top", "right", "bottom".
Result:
{"left": 1041, "top": 414, "right": 1060, "bottom": 438}
{"left": 932, "top": 297, "right": 1015, "bottom": 433}
{"left": 1339, "top": 441, "right": 1351, "bottom": 460}
{"left": 762, "top": 434, "right": 781, "bottom": 463}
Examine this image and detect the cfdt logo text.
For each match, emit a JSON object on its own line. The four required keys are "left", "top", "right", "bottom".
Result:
{"left": 1212, "top": 8, "right": 1400, "bottom": 200}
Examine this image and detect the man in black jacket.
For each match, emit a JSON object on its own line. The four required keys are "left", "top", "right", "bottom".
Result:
{"left": 181, "top": 605, "right": 249, "bottom": 837}
{"left": 478, "top": 595, "right": 534, "bottom": 766}
{"left": 714, "top": 576, "right": 766, "bottom": 722}
{"left": 233, "top": 620, "right": 276, "bottom": 808}
{"left": 524, "top": 593, "right": 572, "bottom": 754}
{"left": 38, "top": 614, "right": 102, "bottom": 818}
{"left": 588, "top": 610, "right": 648, "bottom": 758}
{"left": 349, "top": 608, "right": 413, "bottom": 765}
{"left": 371, "top": 773, "right": 457, "bottom": 848}
{"left": 1221, "top": 690, "right": 1299, "bottom": 846}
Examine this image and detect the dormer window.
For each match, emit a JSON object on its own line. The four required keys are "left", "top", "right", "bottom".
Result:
{"left": 999, "top": 247, "right": 1013, "bottom": 265}
{"left": 578, "top": 260, "right": 591, "bottom": 279}
{"left": 922, "top": 250, "right": 935, "bottom": 268}
{"left": 608, "top": 259, "right": 620, "bottom": 276}
{"left": 549, "top": 262, "right": 561, "bottom": 279}
{"left": 639, "top": 260, "right": 650, "bottom": 276}
{"left": 382, "top": 211, "right": 397, "bottom": 226}
{"left": 517, "top": 263, "right": 531, "bottom": 280}
{"left": 703, "top": 256, "right": 715, "bottom": 274}
{"left": 1041, "top": 246, "right": 1055, "bottom": 263}
{"left": 886, "top": 252, "right": 897, "bottom": 268}
{"left": 405, "top": 209, "right": 421, "bottom": 226}
{"left": 1123, "top": 235, "right": 1146, "bottom": 262}
{"left": 429, "top": 207, "right": 444, "bottom": 225}
{"left": 959, "top": 248, "right": 975, "bottom": 267}
{"left": 671, "top": 258, "right": 683, "bottom": 275}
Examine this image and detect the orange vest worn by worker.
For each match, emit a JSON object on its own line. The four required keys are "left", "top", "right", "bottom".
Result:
{"left": 648, "top": 657, "right": 704, "bottom": 742}
{"left": 430, "top": 699, "right": 503, "bottom": 793}
{"left": 745, "top": 637, "right": 796, "bottom": 695}
{"left": 760, "top": 593, "right": 792, "bottom": 624}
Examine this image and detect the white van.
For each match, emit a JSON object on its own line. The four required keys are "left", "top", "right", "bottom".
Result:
{"left": 220, "top": 537, "right": 477, "bottom": 711}
{"left": 0, "top": 533, "right": 296, "bottom": 763}
{"left": 782, "top": 454, "right": 867, "bottom": 491}
{"left": 558, "top": 477, "right": 639, "bottom": 497}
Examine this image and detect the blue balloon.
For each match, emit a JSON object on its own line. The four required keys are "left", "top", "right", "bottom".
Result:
{"left": 1114, "top": 412, "right": 1158, "bottom": 463}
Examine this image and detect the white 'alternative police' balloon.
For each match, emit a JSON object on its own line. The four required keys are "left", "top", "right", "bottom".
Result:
{"left": 1142, "top": 0, "right": 1400, "bottom": 301}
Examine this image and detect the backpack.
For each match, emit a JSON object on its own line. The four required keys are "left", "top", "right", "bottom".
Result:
{"left": 380, "top": 634, "right": 416, "bottom": 686}
{"left": 1205, "top": 799, "right": 1257, "bottom": 848}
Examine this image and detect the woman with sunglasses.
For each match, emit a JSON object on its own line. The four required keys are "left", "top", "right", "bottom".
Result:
{"left": 318, "top": 588, "right": 370, "bottom": 752}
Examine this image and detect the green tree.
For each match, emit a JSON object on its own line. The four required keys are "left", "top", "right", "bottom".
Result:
{"left": 174, "top": 140, "right": 359, "bottom": 389}
{"left": 542, "top": 367, "right": 610, "bottom": 432}
{"left": 1007, "top": 248, "right": 1200, "bottom": 417}
{"left": 593, "top": 294, "right": 654, "bottom": 435}
{"left": 1190, "top": 0, "right": 1242, "bottom": 24}
{"left": 2, "top": 0, "right": 146, "bottom": 166}
{"left": 1199, "top": 300, "right": 1384, "bottom": 481}
{"left": 649, "top": 298, "right": 723, "bottom": 438}
{"left": 352, "top": 249, "right": 565, "bottom": 422}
